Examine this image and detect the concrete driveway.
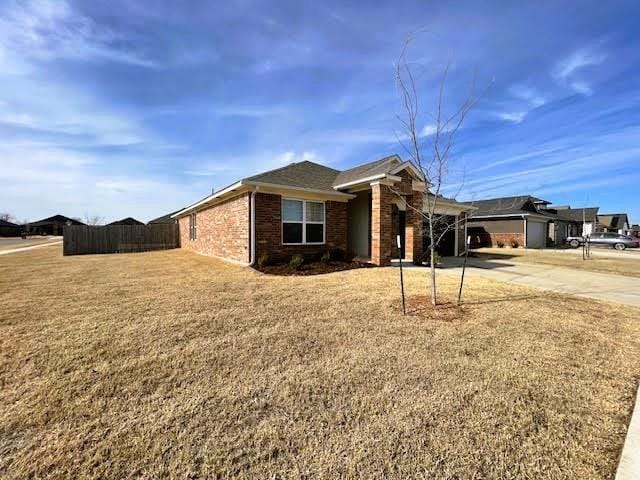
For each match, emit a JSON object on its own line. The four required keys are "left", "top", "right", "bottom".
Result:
{"left": 438, "top": 256, "right": 640, "bottom": 308}
{"left": 475, "top": 246, "right": 640, "bottom": 261}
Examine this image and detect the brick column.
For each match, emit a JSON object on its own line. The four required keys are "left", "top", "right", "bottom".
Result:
{"left": 371, "top": 183, "right": 393, "bottom": 266}
{"left": 405, "top": 192, "right": 423, "bottom": 264}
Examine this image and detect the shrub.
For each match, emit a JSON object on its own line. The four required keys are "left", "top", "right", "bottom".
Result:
{"left": 320, "top": 251, "right": 331, "bottom": 264}
{"left": 289, "top": 254, "right": 304, "bottom": 271}
{"left": 510, "top": 238, "right": 519, "bottom": 248}
{"left": 328, "top": 247, "right": 345, "bottom": 262}
{"left": 257, "top": 253, "right": 270, "bottom": 269}
{"left": 496, "top": 239, "right": 505, "bottom": 248}
{"left": 432, "top": 251, "right": 442, "bottom": 265}
{"left": 344, "top": 248, "right": 356, "bottom": 262}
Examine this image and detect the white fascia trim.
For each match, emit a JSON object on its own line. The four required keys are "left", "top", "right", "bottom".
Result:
{"left": 248, "top": 181, "right": 355, "bottom": 200}
{"left": 389, "top": 161, "right": 427, "bottom": 182}
{"left": 172, "top": 181, "right": 245, "bottom": 217}
{"left": 174, "top": 179, "right": 356, "bottom": 218}
{"left": 333, "top": 174, "right": 401, "bottom": 190}
{"left": 425, "top": 199, "right": 477, "bottom": 213}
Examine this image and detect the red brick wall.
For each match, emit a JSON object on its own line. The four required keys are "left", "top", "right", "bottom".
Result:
{"left": 467, "top": 218, "right": 525, "bottom": 248}
{"left": 371, "top": 183, "right": 394, "bottom": 266}
{"left": 254, "top": 193, "right": 347, "bottom": 262}
{"left": 371, "top": 172, "right": 424, "bottom": 265}
{"left": 405, "top": 191, "right": 423, "bottom": 263}
{"left": 178, "top": 192, "right": 250, "bottom": 263}
{"left": 469, "top": 232, "right": 525, "bottom": 248}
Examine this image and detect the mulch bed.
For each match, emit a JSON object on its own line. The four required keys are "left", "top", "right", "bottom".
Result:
{"left": 257, "top": 260, "right": 375, "bottom": 276}
{"left": 401, "top": 295, "right": 467, "bottom": 321}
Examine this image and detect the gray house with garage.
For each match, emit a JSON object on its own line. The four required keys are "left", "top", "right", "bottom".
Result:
{"left": 465, "top": 196, "right": 555, "bottom": 248}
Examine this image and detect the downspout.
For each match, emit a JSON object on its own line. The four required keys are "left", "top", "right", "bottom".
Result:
{"left": 248, "top": 190, "right": 256, "bottom": 266}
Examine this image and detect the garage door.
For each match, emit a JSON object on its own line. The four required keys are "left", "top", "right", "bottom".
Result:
{"left": 526, "top": 220, "right": 546, "bottom": 248}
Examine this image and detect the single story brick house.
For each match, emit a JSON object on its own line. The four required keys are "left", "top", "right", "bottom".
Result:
{"left": 552, "top": 206, "right": 599, "bottom": 238}
{"left": 466, "top": 195, "right": 556, "bottom": 248}
{"left": 172, "top": 155, "right": 473, "bottom": 266}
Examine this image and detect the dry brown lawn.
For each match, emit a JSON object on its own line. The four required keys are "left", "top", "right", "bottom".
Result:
{"left": 474, "top": 248, "right": 640, "bottom": 278}
{"left": 1, "top": 246, "right": 639, "bottom": 479}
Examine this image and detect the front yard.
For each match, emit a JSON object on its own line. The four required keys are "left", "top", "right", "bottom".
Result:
{"left": 1, "top": 246, "right": 639, "bottom": 478}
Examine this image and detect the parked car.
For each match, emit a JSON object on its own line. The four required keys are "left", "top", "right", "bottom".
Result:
{"left": 566, "top": 233, "right": 640, "bottom": 250}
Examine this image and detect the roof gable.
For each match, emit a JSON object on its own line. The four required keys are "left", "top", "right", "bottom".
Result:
{"left": 555, "top": 207, "right": 599, "bottom": 223}
{"left": 598, "top": 213, "right": 629, "bottom": 229}
{"left": 467, "top": 195, "right": 553, "bottom": 217}
{"left": 332, "top": 155, "right": 402, "bottom": 187}
{"left": 246, "top": 161, "right": 340, "bottom": 192}
{"left": 108, "top": 217, "right": 144, "bottom": 226}
{"left": 30, "top": 215, "right": 85, "bottom": 226}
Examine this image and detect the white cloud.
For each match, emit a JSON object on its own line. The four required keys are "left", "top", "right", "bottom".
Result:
{"left": 185, "top": 150, "right": 323, "bottom": 178}
{"left": 569, "top": 81, "right": 593, "bottom": 96}
{"left": 494, "top": 111, "right": 527, "bottom": 124}
{"left": 0, "top": 0, "right": 156, "bottom": 68}
{"left": 552, "top": 47, "right": 606, "bottom": 96}
{"left": 420, "top": 124, "right": 437, "bottom": 136}
{"left": 508, "top": 84, "right": 546, "bottom": 108}
{"left": 553, "top": 48, "right": 607, "bottom": 80}
{"left": 276, "top": 151, "right": 319, "bottom": 164}
{"left": 215, "top": 105, "right": 287, "bottom": 118}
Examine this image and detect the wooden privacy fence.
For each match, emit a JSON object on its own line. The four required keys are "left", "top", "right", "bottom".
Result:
{"left": 63, "top": 224, "right": 179, "bottom": 255}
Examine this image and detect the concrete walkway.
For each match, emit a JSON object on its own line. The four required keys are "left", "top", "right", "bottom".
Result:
{"left": 434, "top": 257, "right": 640, "bottom": 307}
{"left": 616, "top": 384, "right": 640, "bottom": 480}
{"left": 0, "top": 241, "right": 62, "bottom": 256}
{"left": 476, "top": 246, "right": 640, "bottom": 261}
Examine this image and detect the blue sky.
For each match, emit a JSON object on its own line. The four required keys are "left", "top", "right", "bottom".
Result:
{"left": 0, "top": 0, "right": 638, "bottom": 223}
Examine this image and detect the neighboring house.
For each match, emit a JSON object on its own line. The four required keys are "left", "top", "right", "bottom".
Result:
{"left": 172, "top": 155, "right": 473, "bottom": 266}
{"left": 550, "top": 206, "right": 599, "bottom": 238}
{"left": 29, "top": 215, "right": 85, "bottom": 235}
{"left": 597, "top": 213, "right": 630, "bottom": 234}
{"left": 465, "top": 196, "right": 555, "bottom": 248}
{"left": 107, "top": 217, "right": 144, "bottom": 226}
{"left": 629, "top": 224, "right": 640, "bottom": 238}
{"left": 0, "top": 219, "right": 21, "bottom": 237}
{"left": 148, "top": 210, "right": 180, "bottom": 225}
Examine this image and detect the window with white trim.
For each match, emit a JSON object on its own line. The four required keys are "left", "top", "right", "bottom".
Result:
{"left": 189, "top": 213, "right": 197, "bottom": 240}
{"left": 282, "top": 199, "right": 325, "bottom": 244}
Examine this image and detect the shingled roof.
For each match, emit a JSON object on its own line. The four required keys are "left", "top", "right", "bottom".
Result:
{"left": 332, "top": 155, "right": 402, "bottom": 187}
{"left": 174, "top": 155, "right": 426, "bottom": 217}
{"left": 0, "top": 218, "right": 18, "bottom": 227}
{"left": 466, "top": 195, "right": 553, "bottom": 217}
{"left": 107, "top": 217, "right": 144, "bottom": 226}
{"left": 30, "top": 215, "right": 85, "bottom": 226}
{"left": 554, "top": 207, "right": 599, "bottom": 223}
{"left": 245, "top": 161, "right": 340, "bottom": 192}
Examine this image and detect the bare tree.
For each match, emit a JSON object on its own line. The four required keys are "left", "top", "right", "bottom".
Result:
{"left": 83, "top": 214, "right": 104, "bottom": 226}
{"left": 0, "top": 212, "right": 16, "bottom": 223}
{"left": 393, "top": 35, "right": 484, "bottom": 305}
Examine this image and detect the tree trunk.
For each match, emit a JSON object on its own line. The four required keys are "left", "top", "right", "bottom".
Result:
{"left": 428, "top": 219, "right": 437, "bottom": 305}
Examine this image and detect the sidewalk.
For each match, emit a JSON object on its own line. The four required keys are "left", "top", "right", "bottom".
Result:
{"left": 0, "top": 241, "right": 62, "bottom": 256}
{"left": 399, "top": 257, "right": 640, "bottom": 308}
